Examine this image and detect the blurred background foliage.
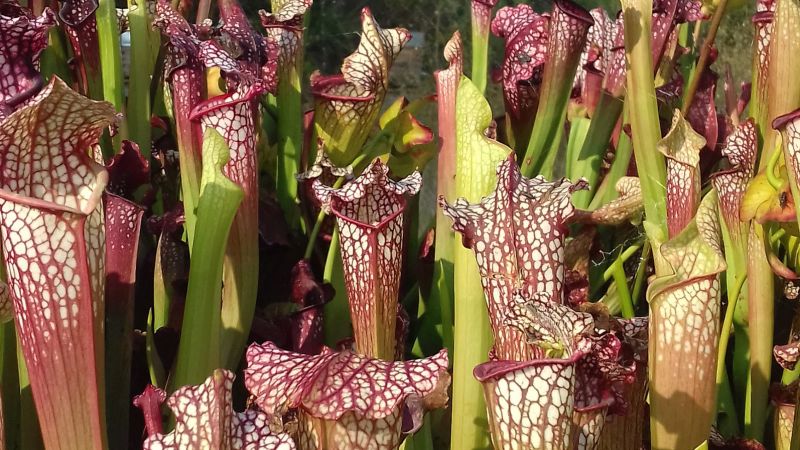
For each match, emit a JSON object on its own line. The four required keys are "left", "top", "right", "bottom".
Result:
{"left": 236, "top": 0, "right": 754, "bottom": 116}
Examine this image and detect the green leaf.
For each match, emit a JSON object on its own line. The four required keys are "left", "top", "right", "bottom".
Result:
{"left": 450, "top": 76, "right": 511, "bottom": 450}
{"left": 520, "top": 0, "right": 593, "bottom": 177}
{"left": 263, "top": 0, "right": 312, "bottom": 229}
{"left": 621, "top": 0, "right": 668, "bottom": 241}
{"left": 125, "top": 0, "right": 160, "bottom": 156}
{"left": 378, "top": 96, "right": 438, "bottom": 177}
{"left": 97, "top": 0, "right": 127, "bottom": 148}
{"left": 170, "top": 128, "right": 244, "bottom": 390}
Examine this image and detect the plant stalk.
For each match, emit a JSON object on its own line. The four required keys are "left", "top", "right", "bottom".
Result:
{"left": 96, "top": 0, "right": 127, "bottom": 148}
{"left": 681, "top": 0, "right": 729, "bottom": 114}
{"left": 275, "top": 57, "right": 304, "bottom": 229}
{"left": 620, "top": 0, "right": 668, "bottom": 239}
{"left": 170, "top": 129, "right": 243, "bottom": 389}
{"left": 470, "top": 2, "right": 492, "bottom": 93}
{"left": 744, "top": 223, "right": 774, "bottom": 441}
{"left": 126, "top": 0, "right": 158, "bottom": 156}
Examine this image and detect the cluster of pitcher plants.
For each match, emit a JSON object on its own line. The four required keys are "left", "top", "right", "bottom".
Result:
{"left": 2, "top": 0, "right": 800, "bottom": 447}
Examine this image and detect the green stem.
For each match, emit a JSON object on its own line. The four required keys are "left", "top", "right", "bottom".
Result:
{"left": 96, "top": 0, "right": 127, "bottom": 148}
{"left": 743, "top": 223, "right": 774, "bottom": 441}
{"left": 126, "top": 0, "right": 157, "bottom": 156}
{"left": 680, "top": 0, "right": 729, "bottom": 114}
{"left": 766, "top": 141, "right": 785, "bottom": 190}
{"left": 450, "top": 244, "right": 493, "bottom": 450}
{"left": 631, "top": 240, "right": 651, "bottom": 305}
{"left": 275, "top": 63, "right": 304, "bottom": 229}
{"left": 716, "top": 274, "right": 747, "bottom": 387}
{"left": 772, "top": 227, "right": 788, "bottom": 246}
{"left": 303, "top": 177, "right": 345, "bottom": 260}
{"left": 537, "top": 108, "right": 567, "bottom": 179}
{"left": 152, "top": 235, "right": 171, "bottom": 331}
{"left": 40, "top": 28, "right": 74, "bottom": 85}
{"left": 620, "top": 0, "right": 668, "bottom": 239}
{"left": 400, "top": 415, "right": 434, "bottom": 450}
{"left": 571, "top": 93, "right": 624, "bottom": 208}
{"left": 145, "top": 310, "right": 166, "bottom": 388}
{"left": 470, "top": 13, "right": 489, "bottom": 93}
{"left": 716, "top": 368, "right": 740, "bottom": 437}
{"left": 602, "top": 243, "right": 642, "bottom": 318}
{"left": 521, "top": 52, "right": 588, "bottom": 177}
{"left": 433, "top": 259, "right": 454, "bottom": 354}
{"left": 714, "top": 274, "right": 746, "bottom": 438}
{"left": 303, "top": 210, "right": 326, "bottom": 260}
{"left": 323, "top": 230, "right": 339, "bottom": 283}
{"left": 322, "top": 229, "right": 352, "bottom": 345}
{"left": 170, "top": 129, "right": 244, "bottom": 389}
{"left": 588, "top": 108, "right": 632, "bottom": 210}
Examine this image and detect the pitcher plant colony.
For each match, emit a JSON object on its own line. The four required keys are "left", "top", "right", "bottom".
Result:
{"left": 0, "top": 0, "right": 799, "bottom": 448}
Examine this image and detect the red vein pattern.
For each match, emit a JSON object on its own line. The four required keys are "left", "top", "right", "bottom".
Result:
{"left": 133, "top": 385, "right": 167, "bottom": 438}
{"left": 576, "top": 7, "right": 627, "bottom": 98}
{"left": 576, "top": 8, "right": 615, "bottom": 92}
{"left": 581, "top": 0, "right": 698, "bottom": 100}
{"left": 660, "top": 110, "right": 705, "bottom": 238}
{"left": 434, "top": 31, "right": 461, "bottom": 198}
{"left": 477, "top": 295, "right": 595, "bottom": 449}
{"left": 648, "top": 194, "right": 726, "bottom": 449}
{"left": 432, "top": 32, "right": 461, "bottom": 286}
{"left": 313, "top": 159, "right": 421, "bottom": 359}
{"left": 774, "top": 340, "right": 800, "bottom": 370}
{"left": 712, "top": 119, "right": 756, "bottom": 244}
{"left": 290, "top": 259, "right": 329, "bottom": 355}
{"left": 472, "top": 0, "right": 499, "bottom": 36}
{"left": 259, "top": 0, "right": 312, "bottom": 83}
{"left": 651, "top": 0, "right": 702, "bottom": 65}
{"left": 773, "top": 110, "right": 800, "bottom": 209}
{"left": 0, "top": 77, "right": 115, "bottom": 450}
{"left": 189, "top": 11, "right": 268, "bottom": 365}
{"left": 0, "top": 281, "right": 11, "bottom": 323}
{"left": 440, "top": 157, "right": 587, "bottom": 361}
{"left": 491, "top": 4, "right": 548, "bottom": 146}
{"left": 772, "top": 383, "right": 796, "bottom": 450}
{"left": 217, "top": 0, "right": 277, "bottom": 92}
{"left": 752, "top": 11, "right": 774, "bottom": 126}
{"left": 154, "top": 0, "right": 206, "bottom": 223}
{"left": 685, "top": 68, "right": 719, "bottom": 153}
{"left": 548, "top": 0, "right": 594, "bottom": 77}
{"left": 775, "top": 401, "right": 795, "bottom": 450}
{"left": 572, "top": 333, "right": 632, "bottom": 450}
{"left": 311, "top": 8, "right": 410, "bottom": 166}
{"left": 475, "top": 357, "right": 581, "bottom": 450}
{"left": 144, "top": 369, "right": 296, "bottom": 450}
{"left": 0, "top": 2, "right": 55, "bottom": 120}
{"left": 596, "top": 318, "right": 649, "bottom": 450}
{"left": 59, "top": 0, "right": 101, "bottom": 96}
{"left": 103, "top": 140, "right": 147, "bottom": 446}
{"left": 587, "top": 177, "right": 643, "bottom": 226}
{"left": 245, "top": 342, "right": 450, "bottom": 450}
